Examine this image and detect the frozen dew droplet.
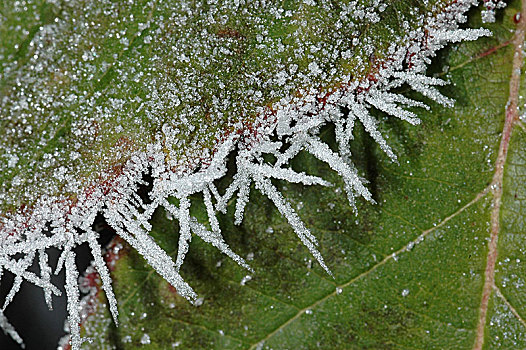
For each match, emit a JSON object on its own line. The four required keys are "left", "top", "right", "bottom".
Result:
{"left": 240, "top": 275, "right": 252, "bottom": 286}
{"left": 140, "top": 333, "right": 151, "bottom": 345}
{"left": 122, "top": 335, "right": 132, "bottom": 343}
{"left": 307, "top": 259, "right": 313, "bottom": 269}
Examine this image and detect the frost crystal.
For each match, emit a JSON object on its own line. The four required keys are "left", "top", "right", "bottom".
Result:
{"left": 481, "top": 0, "right": 507, "bottom": 23}
{"left": 0, "top": 1, "right": 494, "bottom": 348}
{"left": 0, "top": 310, "right": 24, "bottom": 349}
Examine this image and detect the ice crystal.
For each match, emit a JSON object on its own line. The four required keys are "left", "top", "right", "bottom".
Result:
{"left": 0, "top": 1, "right": 495, "bottom": 348}
{"left": 0, "top": 310, "right": 23, "bottom": 349}
{"left": 481, "top": 0, "right": 507, "bottom": 23}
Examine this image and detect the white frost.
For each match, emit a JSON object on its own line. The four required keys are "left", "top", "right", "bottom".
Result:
{"left": 0, "top": 1, "right": 494, "bottom": 348}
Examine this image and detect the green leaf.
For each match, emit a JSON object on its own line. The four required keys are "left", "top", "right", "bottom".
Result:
{"left": 77, "top": 1, "right": 526, "bottom": 349}
{"left": 3, "top": 2, "right": 485, "bottom": 348}
{"left": 0, "top": 0, "right": 444, "bottom": 212}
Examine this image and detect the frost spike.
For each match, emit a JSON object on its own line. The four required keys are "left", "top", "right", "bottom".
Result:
{"left": 216, "top": 174, "right": 244, "bottom": 214}
{"left": 2, "top": 275, "right": 22, "bottom": 311}
{"left": 86, "top": 230, "right": 119, "bottom": 325}
{"left": 377, "top": 92, "right": 430, "bottom": 110}
{"left": 203, "top": 187, "right": 221, "bottom": 234}
{"left": 305, "top": 136, "right": 373, "bottom": 203}
{"left": 290, "top": 117, "right": 325, "bottom": 134}
{"left": 253, "top": 175, "right": 332, "bottom": 276}
{"left": 365, "top": 94, "right": 421, "bottom": 125}
{"left": 38, "top": 249, "right": 53, "bottom": 309}
{"left": 392, "top": 72, "right": 454, "bottom": 107}
{"left": 334, "top": 120, "right": 349, "bottom": 157}
{"left": 105, "top": 210, "right": 197, "bottom": 301}
{"left": 189, "top": 219, "right": 253, "bottom": 272}
{"left": 55, "top": 236, "right": 74, "bottom": 275}
{"left": 2, "top": 251, "right": 36, "bottom": 310}
{"left": 0, "top": 310, "right": 24, "bottom": 349}
{"left": 431, "top": 28, "right": 492, "bottom": 44}
{"left": 349, "top": 103, "right": 397, "bottom": 160}
{"left": 248, "top": 166, "right": 319, "bottom": 246}
{"left": 334, "top": 115, "right": 356, "bottom": 163}
{"left": 275, "top": 138, "right": 305, "bottom": 168}
{"left": 256, "top": 164, "right": 332, "bottom": 187}
{"left": 0, "top": 258, "right": 61, "bottom": 297}
{"left": 64, "top": 251, "right": 83, "bottom": 350}
{"left": 233, "top": 177, "right": 251, "bottom": 225}
{"left": 174, "top": 196, "right": 192, "bottom": 272}
{"left": 208, "top": 183, "right": 222, "bottom": 205}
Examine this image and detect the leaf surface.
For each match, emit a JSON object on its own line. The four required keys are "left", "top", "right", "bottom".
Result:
{"left": 1, "top": 0, "right": 525, "bottom": 349}
{"left": 0, "top": 0, "right": 438, "bottom": 212}
{"left": 76, "top": 1, "right": 526, "bottom": 349}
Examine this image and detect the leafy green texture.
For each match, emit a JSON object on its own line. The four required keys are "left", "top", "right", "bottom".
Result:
{"left": 77, "top": 1, "right": 526, "bottom": 349}
{"left": 4, "top": 1, "right": 497, "bottom": 349}
{"left": 0, "top": 0, "right": 446, "bottom": 212}
{"left": 487, "top": 127, "right": 526, "bottom": 348}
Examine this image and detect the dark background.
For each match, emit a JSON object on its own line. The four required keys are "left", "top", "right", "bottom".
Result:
{"left": 0, "top": 245, "right": 94, "bottom": 350}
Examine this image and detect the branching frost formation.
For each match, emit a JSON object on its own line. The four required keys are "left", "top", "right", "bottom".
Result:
{"left": 0, "top": 1, "right": 493, "bottom": 348}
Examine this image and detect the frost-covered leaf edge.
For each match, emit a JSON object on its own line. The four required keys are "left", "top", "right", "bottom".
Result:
{"left": 0, "top": 1, "right": 494, "bottom": 349}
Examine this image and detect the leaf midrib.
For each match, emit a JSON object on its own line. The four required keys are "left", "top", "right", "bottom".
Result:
{"left": 473, "top": 0, "right": 526, "bottom": 347}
